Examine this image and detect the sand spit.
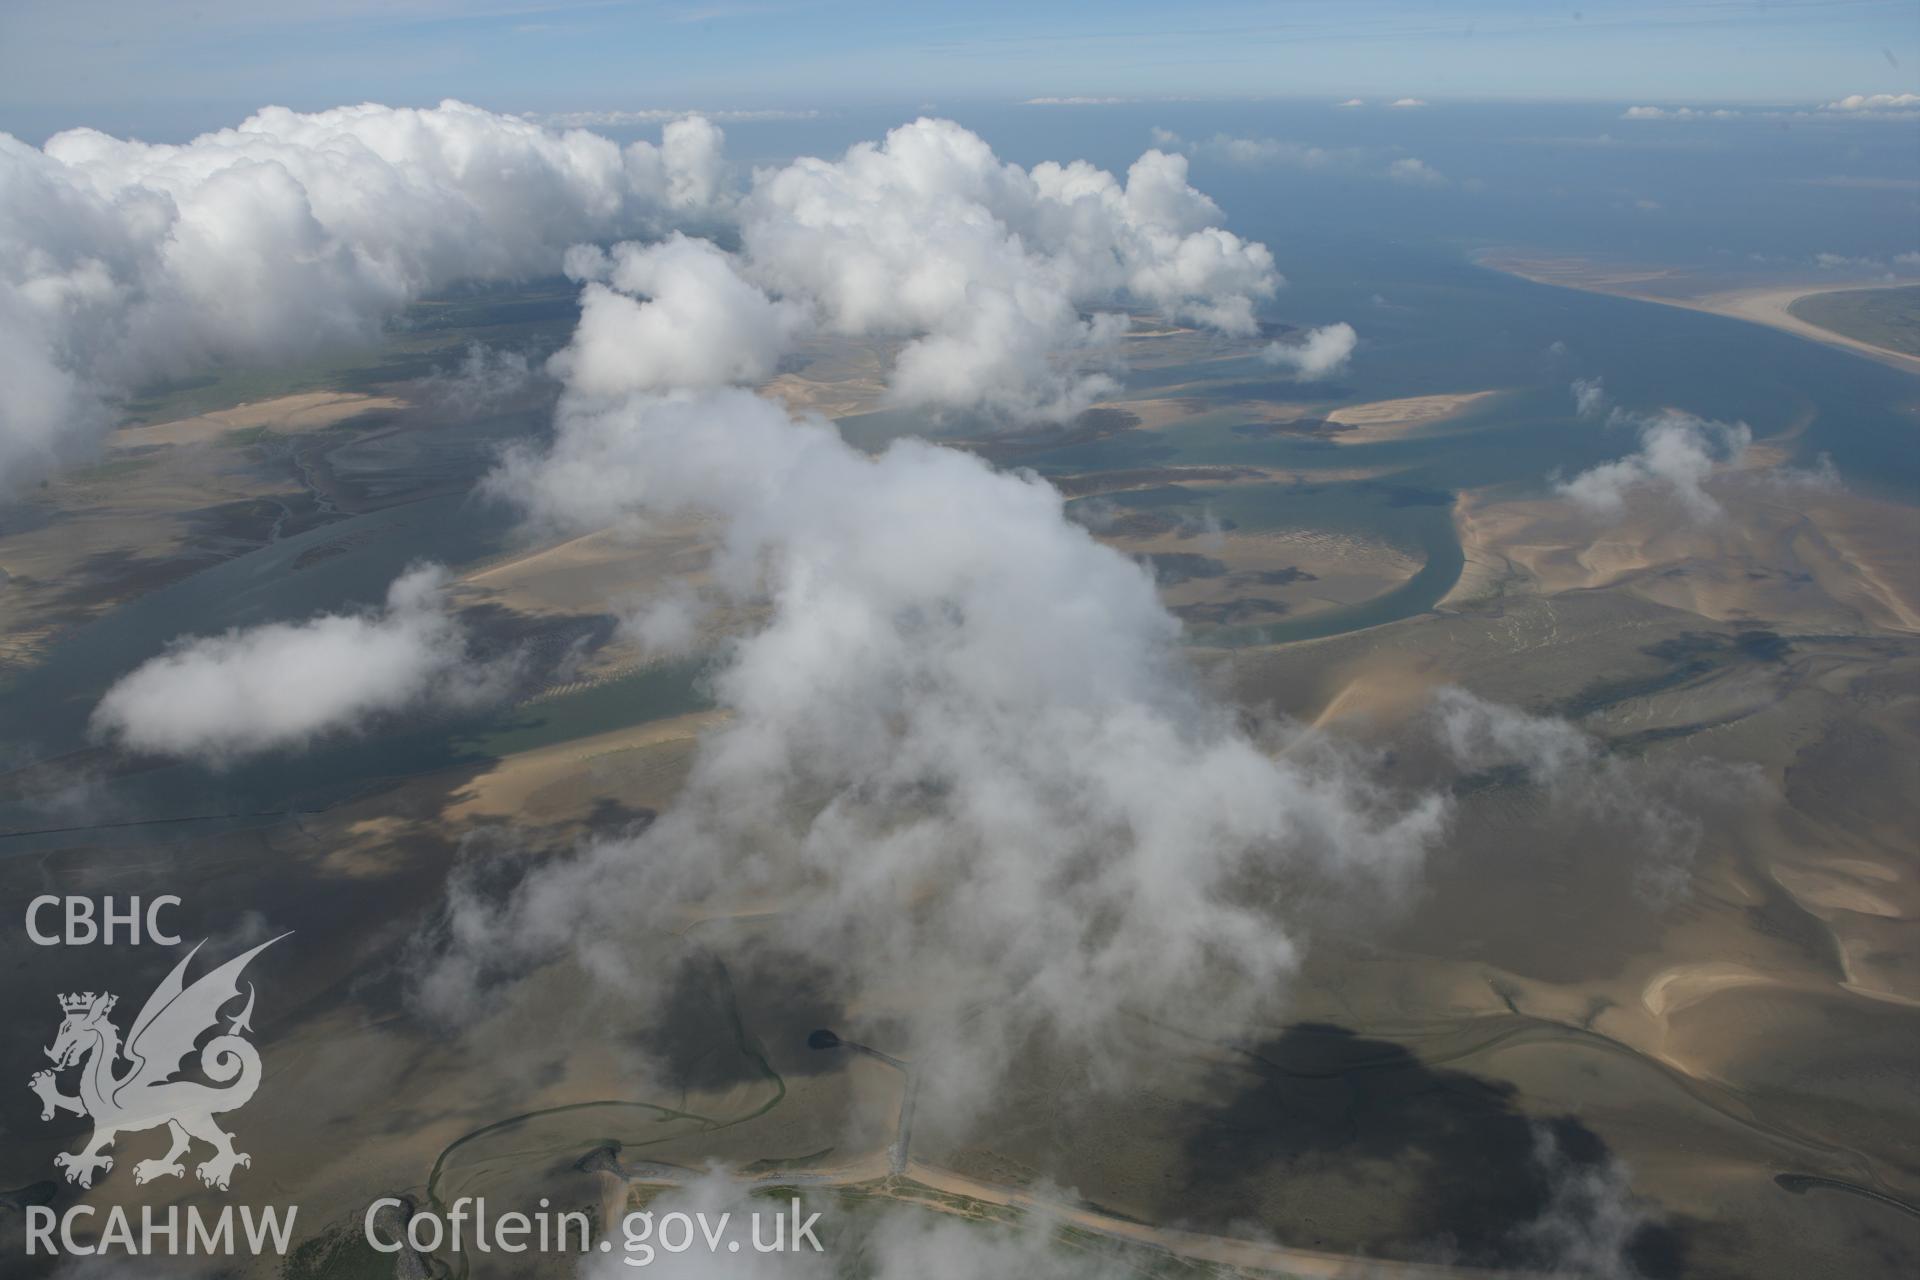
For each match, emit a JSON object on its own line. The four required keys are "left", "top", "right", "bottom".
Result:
{"left": 1687, "top": 285, "right": 1920, "bottom": 375}
{"left": 1091, "top": 385, "right": 1506, "bottom": 447}
{"left": 1641, "top": 963, "right": 1779, "bottom": 1020}
{"left": 459, "top": 521, "right": 716, "bottom": 618}
{"left": 1326, "top": 390, "right": 1508, "bottom": 444}
{"left": 124, "top": 390, "right": 410, "bottom": 447}
{"left": 440, "top": 711, "right": 724, "bottom": 827}
{"left": 1481, "top": 254, "right": 1920, "bottom": 377}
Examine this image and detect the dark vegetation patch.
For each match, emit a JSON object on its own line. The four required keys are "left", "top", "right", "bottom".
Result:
{"left": 1250, "top": 566, "right": 1317, "bottom": 585}
{"left": 972, "top": 407, "right": 1143, "bottom": 460}
{"left": 1138, "top": 553, "right": 1230, "bottom": 584}
{"left": 454, "top": 604, "right": 619, "bottom": 690}
{"left": 1557, "top": 628, "right": 1792, "bottom": 719}
{"left": 189, "top": 496, "right": 297, "bottom": 544}
{"left": 1645, "top": 628, "right": 1793, "bottom": 665}
{"left": 288, "top": 526, "right": 380, "bottom": 571}
{"left": 1052, "top": 466, "right": 1264, "bottom": 498}
{"left": 1110, "top": 511, "right": 1236, "bottom": 538}
{"left": 28, "top": 548, "right": 210, "bottom": 624}
{"left": 1173, "top": 598, "right": 1290, "bottom": 625}
{"left": 1232, "top": 417, "right": 1346, "bottom": 439}
{"left": 1067, "top": 491, "right": 1240, "bottom": 540}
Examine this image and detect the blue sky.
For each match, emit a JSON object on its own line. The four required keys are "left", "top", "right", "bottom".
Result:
{"left": 1, "top": 1, "right": 1915, "bottom": 139}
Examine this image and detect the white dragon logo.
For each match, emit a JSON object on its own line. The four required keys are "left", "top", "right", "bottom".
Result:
{"left": 29, "top": 935, "right": 287, "bottom": 1191}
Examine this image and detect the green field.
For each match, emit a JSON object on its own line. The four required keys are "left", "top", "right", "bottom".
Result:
{"left": 1789, "top": 285, "right": 1920, "bottom": 357}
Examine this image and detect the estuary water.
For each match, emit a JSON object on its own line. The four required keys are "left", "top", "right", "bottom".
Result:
{"left": 3, "top": 231, "right": 1916, "bottom": 833}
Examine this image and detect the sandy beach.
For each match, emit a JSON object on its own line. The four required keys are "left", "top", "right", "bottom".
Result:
{"left": 1482, "top": 253, "right": 1920, "bottom": 377}
{"left": 1326, "top": 389, "right": 1508, "bottom": 444}
{"left": 1672, "top": 284, "right": 1920, "bottom": 376}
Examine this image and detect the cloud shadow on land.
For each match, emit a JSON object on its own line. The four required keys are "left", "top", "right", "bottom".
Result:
{"left": 624, "top": 945, "right": 855, "bottom": 1094}
{"left": 1180, "top": 1022, "right": 1688, "bottom": 1277}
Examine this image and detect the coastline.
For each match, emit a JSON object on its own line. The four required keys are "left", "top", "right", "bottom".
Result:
{"left": 1480, "top": 255, "right": 1920, "bottom": 377}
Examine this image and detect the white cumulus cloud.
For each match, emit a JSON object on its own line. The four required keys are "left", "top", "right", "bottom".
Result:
{"left": 552, "top": 234, "right": 807, "bottom": 399}
{"left": 1261, "top": 322, "right": 1357, "bottom": 379}
{"left": 1823, "top": 92, "right": 1920, "bottom": 112}
{"left": 38, "top": 100, "right": 1396, "bottom": 1114}
{"left": 4, "top": 107, "right": 1301, "bottom": 458}
{"left": 1621, "top": 105, "right": 1739, "bottom": 120}
{"left": 91, "top": 565, "right": 501, "bottom": 765}
{"left": 456, "top": 230, "right": 1437, "bottom": 1111}
{"left": 736, "top": 120, "right": 1280, "bottom": 421}
{"left": 0, "top": 100, "right": 731, "bottom": 479}
{"left": 1555, "top": 398, "right": 1751, "bottom": 522}
{"left": 1386, "top": 156, "right": 1448, "bottom": 186}
{"left": 525, "top": 107, "right": 819, "bottom": 127}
